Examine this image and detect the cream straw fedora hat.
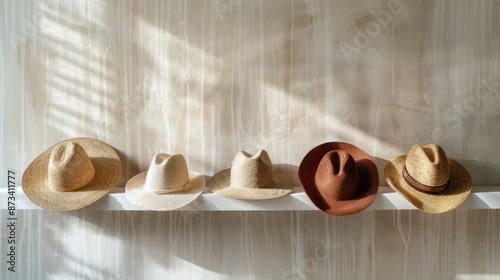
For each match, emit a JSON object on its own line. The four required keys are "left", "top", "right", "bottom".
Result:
{"left": 207, "top": 150, "right": 295, "bottom": 200}
{"left": 384, "top": 144, "right": 472, "bottom": 213}
{"left": 22, "top": 137, "right": 122, "bottom": 211}
{"left": 125, "top": 153, "right": 205, "bottom": 210}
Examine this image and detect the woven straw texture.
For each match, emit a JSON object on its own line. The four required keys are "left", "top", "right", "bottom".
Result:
{"left": 143, "top": 154, "right": 192, "bottom": 194}
{"left": 125, "top": 153, "right": 205, "bottom": 210}
{"left": 22, "top": 138, "right": 122, "bottom": 211}
{"left": 384, "top": 144, "right": 472, "bottom": 214}
{"left": 298, "top": 142, "right": 379, "bottom": 216}
{"left": 125, "top": 170, "right": 205, "bottom": 211}
{"left": 208, "top": 150, "right": 294, "bottom": 200}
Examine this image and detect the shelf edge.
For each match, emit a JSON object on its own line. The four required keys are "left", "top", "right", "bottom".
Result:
{"left": 1, "top": 186, "right": 499, "bottom": 211}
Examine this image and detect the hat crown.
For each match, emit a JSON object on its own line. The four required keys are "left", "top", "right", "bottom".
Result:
{"left": 405, "top": 144, "right": 449, "bottom": 186}
{"left": 48, "top": 142, "right": 95, "bottom": 192}
{"left": 315, "top": 150, "right": 360, "bottom": 201}
{"left": 230, "top": 150, "right": 275, "bottom": 189}
{"left": 144, "top": 153, "right": 190, "bottom": 194}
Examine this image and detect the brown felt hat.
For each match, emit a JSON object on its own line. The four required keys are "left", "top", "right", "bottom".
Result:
{"left": 22, "top": 137, "right": 122, "bottom": 211}
{"left": 298, "top": 142, "right": 379, "bottom": 216}
{"left": 384, "top": 144, "right": 472, "bottom": 213}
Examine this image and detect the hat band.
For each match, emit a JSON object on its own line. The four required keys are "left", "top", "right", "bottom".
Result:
{"left": 148, "top": 183, "right": 189, "bottom": 194}
{"left": 402, "top": 166, "right": 449, "bottom": 194}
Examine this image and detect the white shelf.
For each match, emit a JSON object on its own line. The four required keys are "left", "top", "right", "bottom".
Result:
{"left": 1, "top": 186, "right": 500, "bottom": 211}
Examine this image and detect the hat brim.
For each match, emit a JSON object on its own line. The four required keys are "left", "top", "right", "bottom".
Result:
{"left": 298, "top": 142, "right": 379, "bottom": 215}
{"left": 22, "top": 137, "right": 122, "bottom": 211}
{"left": 208, "top": 168, "right": 294, "bottom": 200}
{"left": 125, "top": 170, "right": 205, "bottom": 210}
{"left": 384, "top": 155, "right": 472, "bottom": 213}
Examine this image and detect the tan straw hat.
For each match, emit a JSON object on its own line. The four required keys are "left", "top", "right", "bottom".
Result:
{"left": 22, "top": 137, "right": 122, "bottom": 211}
{"left": 384, "top": 144, "right": 472, "bottom": 213}
{"left": 298, "top": 142, "right": 379, "bottom": 215}
{"left": 207, "top": 150, "right": 295, "bottom": 200}
{"left": 125, "top": 153, "right": 206, "bottom": 210}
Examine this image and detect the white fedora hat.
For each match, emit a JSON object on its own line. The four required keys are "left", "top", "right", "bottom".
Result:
{"left": 125, "top": 153, "right": 205, "bottom": 210}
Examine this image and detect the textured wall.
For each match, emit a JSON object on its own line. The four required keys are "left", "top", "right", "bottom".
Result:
{"left": 1, "top": 210, "right": 500, "bottom": 279}
{"left": 1, "top": 0, "right": 500, "bottom": 184}
{"left": 1, "top": 0, "right": 500, "bottom": 279}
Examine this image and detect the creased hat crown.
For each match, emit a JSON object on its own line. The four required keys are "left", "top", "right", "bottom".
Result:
{"left": 315, "top": 150, "right": 360, "bottom": 201}
{"left": 144, "top": 153, "right": 190, "bottom": 194}
{"left": 48, "top": 142, "right": 95, "bottom": 192}
{"left": 229, "top": 150, "right": 275, "bottom": 189}
{"left": 405, "top": 144, "right": 449, "bottom": 187}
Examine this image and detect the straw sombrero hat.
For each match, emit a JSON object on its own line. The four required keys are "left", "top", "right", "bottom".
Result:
{"left": 125, "top": 153, "right": 206, "bottom": 210}
{"left": 22, "top": 137, "right": 122, "bottom": 211}
{"left": 207, "top": 150, "right": 295, "bottom": 200}
{"left": 384, "top": 144, "right": 472, "bottom": 213}
{"left": 298, "top": 142, "right": 379, "bottom": 216}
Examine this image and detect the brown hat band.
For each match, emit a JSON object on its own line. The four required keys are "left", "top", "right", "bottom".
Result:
{"left": 402, "top": 165, "right": 449, "bottom": 194}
